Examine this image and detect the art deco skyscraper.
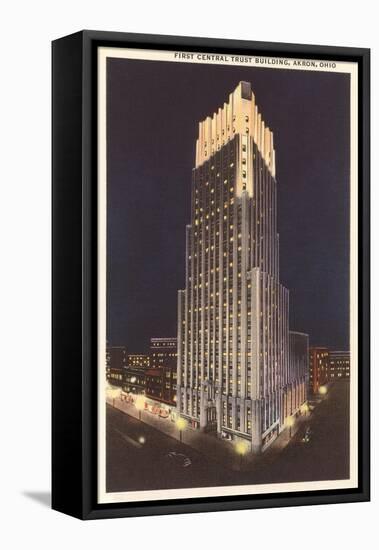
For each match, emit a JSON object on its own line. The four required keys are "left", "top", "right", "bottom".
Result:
{"left": 177, "top": 82, "right": 302, "bottom": 453}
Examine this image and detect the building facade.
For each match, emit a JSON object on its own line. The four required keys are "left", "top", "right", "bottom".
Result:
{"left": 329, "top": 350, "right": 350, "bottom": 380}
{"left": 309, "top": 347, "right": 329, "bottom": 394}
{"left": 106, "top": 367, "right": 124, "bottom": 387}
{"left": 283, "top": 332, "right": 309, "bottom": 420}
{"left": 177, "top": 81, "right": 297, "bottom": 453}
{"left": 106, "top": 345, "right": 128, "bottom": 369}
{"left": 127, "top": 354, "right": 150, "bottom": 369}
{"left": 148, "top": 338, "right": 178, "bottom": 406}
{"left": 122, "top": 368, "right": 146, "bottom": 395}
{"left": 106, "top": 345, "right": 127, "bottom": 386}
{"left": 150, "top": 338, "right": 177, "bottom": 369}
{"left": 145, "top": 368, "right": 177, "bottom": 406}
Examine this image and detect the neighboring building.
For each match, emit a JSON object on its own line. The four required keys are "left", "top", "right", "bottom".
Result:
{"left": 106, "top": 345, "right": 127, "bottom": 386}
{"left": 127, "top": 354, "right": 150, "bottom": 369}
{"left": 177, "top": 81, "right": 303, "bottom": 452}
{"left": 150, "top": 337, "right": 177, "bottom": 370}
{"left": 148, "top": 338, "right": 177, "bottom": 406}
{"left": 309, "top": 347, "right": 329, "bottom": 394}
{"left": 106, "top": 367, "right": 124, "bottom": 387}
{"left": 283, "top": 332, "right": 309, "bottom": 420}
{"left": 106, "top": 345, "right": 127, "bottom": 370}
{"left": 329, "top": 351, "right": 350, "bottom": 380}
{"left": 145, "top": 368, "right": 176, "bottom": 406}
{"left": 122, "top": 368, "right": 146, "bottom": 395}
{"left": 145, "top": 369, "right": 164, "bottom": 402}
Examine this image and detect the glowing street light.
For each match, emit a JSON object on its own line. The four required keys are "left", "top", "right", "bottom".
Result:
{"left": 235, "top": 440, "right": 249, "bottom": 470}
{"left": 319, "top": 385, "right": 327, "bottom": 396}
{"left": 135, "top": 395, "right": 146, "bottom": 421}
{"left": 285, "top": 415, "right": 295, "bottom": 439}
{"left": 176, "top": 417, "right": 187, "bottom": 443}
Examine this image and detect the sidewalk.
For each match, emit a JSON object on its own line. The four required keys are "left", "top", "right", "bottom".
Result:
{"left": 106, "top": 396, "right": 310, "bottom": 472}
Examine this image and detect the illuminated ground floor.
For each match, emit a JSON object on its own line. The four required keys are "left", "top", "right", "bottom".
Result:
{"left": 176, "top": 377, "right": 308, "bottom": 454}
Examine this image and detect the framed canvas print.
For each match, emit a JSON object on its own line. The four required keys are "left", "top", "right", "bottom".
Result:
{"left": 52, "top": 31, "right": 370, "bottom": 519}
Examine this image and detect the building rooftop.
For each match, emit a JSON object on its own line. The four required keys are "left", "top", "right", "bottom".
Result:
{"left": 195, "top": 81, "right": 275, "bottom": 177}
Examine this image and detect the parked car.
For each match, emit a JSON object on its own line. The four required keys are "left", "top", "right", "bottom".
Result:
{"left": 302, "top": 426, "right": 312, "bottom": 443}
{"left": 166, "top": 451, "right": 192, "bottom": 468}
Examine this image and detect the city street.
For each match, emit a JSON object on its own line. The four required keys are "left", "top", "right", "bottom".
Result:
{"left": 106, "top": 380, "right": 350, "bottom": 493}
{"left": 106, "top": 405, "right": 236, "bottom": 492}
{"left": 239, "top": 379, "right": 350, "bottom": 484}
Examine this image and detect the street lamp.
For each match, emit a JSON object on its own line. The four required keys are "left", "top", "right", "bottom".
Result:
{"left": 176, "top": 417, "right": 187, "bottom": 443}
{"left": 235, "top": 440, "right": 249, "bottom": 471}
{"left": 319, "top": 385, "right": 327, "bottom": 396}
{"left": 285, "top": 415, "right": 295, "bottom": 439}
{"left": 135, "top": 395, "right": 146, "bottom": 421}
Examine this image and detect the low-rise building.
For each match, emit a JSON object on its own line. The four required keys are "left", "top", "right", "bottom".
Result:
{"left": 106, "top": 367, "right": 124, "bottom": 387}
{"left": 106, "top": 345, "right": 128, "bottom": 369}
{"left": 106, "top": 345, "right": 127, "bottom": 386}
{"left": 122, "top": 368, "right": 146, "bottom": 395}
{"left": 329, "top": 351, "right": 350, "bottom": 380}
{"left": 150, "top": 337, "right": 177, "bottom": 369}
{"left": 127, "top": 354, "right": 150, "bottom": 369}
{"left": 145, "top": 367, "right": 177, "bottom": 406}
{"left": 145, "top": 369, "right": 164, "bottom": 402}
{"left": 309, "top": 347, "right": 329, "bottom": 395}
{"left": 148, "top": 337, "right": 177, "bottom": 406}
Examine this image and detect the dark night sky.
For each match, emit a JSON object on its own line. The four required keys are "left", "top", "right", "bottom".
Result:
{"left": 106, "top": 58, "right": 350, "bottom": 353}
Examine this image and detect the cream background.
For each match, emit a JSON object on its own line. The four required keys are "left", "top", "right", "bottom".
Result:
{"left": 1, "top": 0, "right": 376, "bottom": 548}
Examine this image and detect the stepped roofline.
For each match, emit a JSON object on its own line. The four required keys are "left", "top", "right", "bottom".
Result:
{"left": 195, "top": 81, "right": 275, "bottom": 177}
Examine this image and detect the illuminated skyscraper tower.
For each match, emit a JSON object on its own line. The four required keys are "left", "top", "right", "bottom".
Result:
{"left": 177, "top": 82, "right": 304, "bottom": 453}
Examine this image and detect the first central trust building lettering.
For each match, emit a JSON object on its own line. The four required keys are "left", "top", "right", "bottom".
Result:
{"left": 174, "top": 52, "right": 253, "bottom": 63}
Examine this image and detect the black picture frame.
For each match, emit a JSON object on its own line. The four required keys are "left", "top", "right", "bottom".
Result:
{"left": 52, "top": 30, "right": 370, "bottom": 520}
